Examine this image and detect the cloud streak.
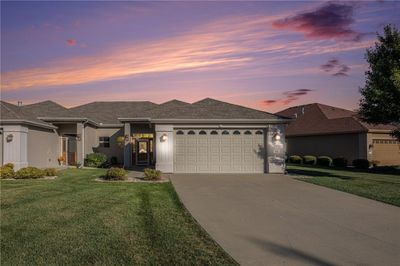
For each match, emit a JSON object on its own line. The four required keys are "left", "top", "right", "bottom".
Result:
{"left": 263, "top": 89, "right": 313, "bottom": 106}
{"left": 272, "top": 2, "right": 364, "bottom": 41}
{"left": 320, "top": 58, "right": 350, "bottom": 77}
{"left": 2, "top": 14, "right": 371, "bottom": 91}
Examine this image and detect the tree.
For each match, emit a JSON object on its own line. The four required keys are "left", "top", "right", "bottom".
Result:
{"left": 359, "top": 25, "right": 400, "bottom": 139}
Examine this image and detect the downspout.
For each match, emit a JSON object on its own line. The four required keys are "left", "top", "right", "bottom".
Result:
{"left": 81, "top": 120, "right": 89, "bottom": 167}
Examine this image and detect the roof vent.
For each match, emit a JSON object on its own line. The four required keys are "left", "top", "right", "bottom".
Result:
{"left": 17, "top": 101, "right": 22, "bottom": 107}
{"left": 301, "top": 106, "right": 305, "bottom": 115}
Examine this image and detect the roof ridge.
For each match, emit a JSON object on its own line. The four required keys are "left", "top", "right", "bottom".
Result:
{"left": 0, "top": 101, "right": 23, "bottom": 119}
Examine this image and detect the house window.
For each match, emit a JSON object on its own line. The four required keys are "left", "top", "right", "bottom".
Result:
{"left": 176, "top": 130, "right": 184, "bottom": 135}
{"left": 187, "top": 130, "right": 196, "bottom": 135}
{"left": 199, "top": 130, "right": 207, "bottom": 135}
{"left": 99, "top": 137, "right": 110, "bottom": 148}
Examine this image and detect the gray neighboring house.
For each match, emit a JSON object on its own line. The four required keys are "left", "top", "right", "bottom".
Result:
{"left": 0, "top": 98, "right": 289, "bottom": 173}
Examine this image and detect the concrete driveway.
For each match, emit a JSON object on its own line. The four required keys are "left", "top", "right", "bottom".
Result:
{"left": 171, "top": 174, "right": 400, "bottom": 266}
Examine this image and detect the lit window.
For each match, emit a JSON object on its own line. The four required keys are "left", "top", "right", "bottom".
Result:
{"left": 176, "top": 130, "right": 184, "bottom": 135}
{"left": 188, "top": 130, "right": 196, "bottom": 135}
{"left": 99, "top": 137, "right": 110, "bottom": 148}
{"left": 199, "top": 130, "right": 207, "bottom": 135}
{"left": 255, "top": 130, "right": 263, "bottom": 135}
{"left": 210, "top": 130, "right": 218, "bottom": 135}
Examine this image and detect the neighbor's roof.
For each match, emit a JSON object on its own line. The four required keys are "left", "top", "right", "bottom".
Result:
{"left": 276, "top": 103, "right": 396, "bottom": 136}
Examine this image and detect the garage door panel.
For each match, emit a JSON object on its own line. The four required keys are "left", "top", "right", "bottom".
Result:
{"left": 174, "top": 129, "right": 265, "bottom": 173}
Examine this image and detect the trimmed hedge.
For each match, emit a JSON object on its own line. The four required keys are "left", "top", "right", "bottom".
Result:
{"left": 289, "top": 155, "right": 303, "bottom": 164}
{"left": 43, "top": 168, "right": 57, "bottom": 176}
{"left": 15, "top": 167, "right": 45, "bottom": 179}
{"left": 333, "top": 157, "right": 348, "bottom": 167}
{"left": 303, "top": 155, "right": 317, "bottom": 165}
{"left": 110, "top": 156, "right": 118, "bottom": 165}
{"left": 144, "top": 168, "right": 162, "bottom": 180}
{"left": 84, "top": 153, "right": 107, "bottom": 168}
{"left": 0, "top": 163, "right": 15, "bottom": 179}
{"left": 352, "top": 159, "right": 370, "bottom": 169}
{"left": 317, "top": 156, "right": 332, "bottom": 167}
{"left": 105, "top": 167, "right": 127, "bottom": 180}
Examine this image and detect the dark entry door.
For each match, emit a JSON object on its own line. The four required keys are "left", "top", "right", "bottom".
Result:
{"left": 136, "top": 139, "right": 149, "bottom": 165}
{"left": 67, "top": 137, "right": 77, "bottom": 165}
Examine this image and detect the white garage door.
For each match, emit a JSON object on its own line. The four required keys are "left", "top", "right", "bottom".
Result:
{"left": 174, "top": 129, "right": 265, "bottom": 173}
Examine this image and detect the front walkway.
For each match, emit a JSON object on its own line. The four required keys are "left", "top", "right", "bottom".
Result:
{"left": 171, "top": 174, "right": 400, "bottom": 266}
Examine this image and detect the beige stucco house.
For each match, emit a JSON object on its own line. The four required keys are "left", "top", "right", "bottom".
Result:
{"left": 0, "top": 98, "right": 289, "bottom": 173}
{"left": 277, "top": 103, "right": 400, "bottom": 166}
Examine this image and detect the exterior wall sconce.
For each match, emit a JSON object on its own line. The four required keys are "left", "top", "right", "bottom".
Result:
{"left": 76, "top": 134, "right": 81, "bottom": 141}
{"left": 6, "top": 134, "right": 13, "bottom": 142}
{"left": 161, "top": 134, "right": 168, "bottom": 142}
{"left": 124, "top": 134, "right": 130, "bottom": 142}
{"left": 273, "top": 133, "right": 281, "bottom": 141}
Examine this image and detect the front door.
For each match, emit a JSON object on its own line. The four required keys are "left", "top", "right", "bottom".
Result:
{"left": 136, "top": 139, "right": 150, "bottom": 165}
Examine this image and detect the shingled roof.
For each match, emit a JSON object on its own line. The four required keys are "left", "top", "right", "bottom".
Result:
{"left": 276, "top": 103, "right": 395, "bottom": 136}
{"left": 1, "top": 98, "right": 287, "bottom": 127}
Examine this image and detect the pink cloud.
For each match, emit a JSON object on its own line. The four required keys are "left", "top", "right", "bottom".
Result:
{"left": 262, "top": 89, "right": 313, "bottom": 106}
{"left": 66, "top": 39, "right": 77, "bottom": 46}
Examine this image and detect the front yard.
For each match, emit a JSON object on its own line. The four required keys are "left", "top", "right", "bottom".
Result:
{"left": 287, "top": 165, "right": 400, "bottom": 206}
{"left": 0, "top": 169, "right": 236, "bottom": 265}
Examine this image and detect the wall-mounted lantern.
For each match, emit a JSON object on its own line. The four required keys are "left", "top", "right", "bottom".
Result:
{"left": 161, "top": 134, "right": 168, "bottom": 142}
{"left": 273, "top": 132, "right": 281, "bottom": 141}
{"left": 6, "top": 134, "right": 13, "bottom": 142}
{"left": 76, "top": 134, "right": 81, "bottom": 141}
{"left": 124, "top": 134, "right": 130, "bottom": 142}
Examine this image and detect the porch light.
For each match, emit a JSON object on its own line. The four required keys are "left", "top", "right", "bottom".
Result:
{"left": 124, "top": 134, "right": 130, "bottom": 142}
{"left": 6, "top": 134, "right": 13, "bottom": 142}
{"left": 161, "top": 134, "right": 168, "bottom": 142}
{"left": 76, "top": 134, "right": 81, "bottom": 141}
{"left": 273, "top": 133, "right": 281, "bottom": 141}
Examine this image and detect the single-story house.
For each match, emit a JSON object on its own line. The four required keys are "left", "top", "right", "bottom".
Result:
{"left": 276, "top": 103, "right": 400, "bottom": 166}
{"left": 0, "top": 98, "right": 290, "bottom": 173}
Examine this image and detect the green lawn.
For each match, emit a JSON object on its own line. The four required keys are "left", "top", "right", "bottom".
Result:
{"left": 1, "top": 169, "right": 236, "bottom": 265}
{"left": 287, "top": 164, "right": 400, "bottom": 206}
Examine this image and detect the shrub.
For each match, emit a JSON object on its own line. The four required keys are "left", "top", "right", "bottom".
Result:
{"left": 303, "top": 155, "right": 317, "bottom": 165}
{"left": 84, "top": 153, "right": 107, "bottom": 168}
{"left": 143, "top": 168, "right": 162, "bottom": 180}
{"left": 317, "top": 156, "right": 332, "bottom": 167}
{"left": 15, "top": 167, "right": 45, "bottom": 179}
{"left": 0, "top": 164, "right": 15, "bottom": 179}
{"left": 352, "top": 159, "right": 370, "bottom": 169}
{"left": 333, "top": 157, "right": 348, "bottom": 167}
{"left": 288, "top": 155, "right": 303, "bottom": 164}
{"left": 43, "top": 168, "right": 57, "bottom": 176}
{"left": 104, "top": 167, "right": 127, "bottom": 180}
{"left": 110, "top": 156, "right": 118, "bottom": 165}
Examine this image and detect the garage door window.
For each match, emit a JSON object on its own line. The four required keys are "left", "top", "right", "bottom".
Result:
{"left": 244, "top": 130, "right": 252, "bottom": 135}
{"left": 233, "top": 130, "right": 241, "bottom": 135}
{"left": 188, "top": 130, "right": 196, "bottom": 135}
{"left": 222, "top": 130, "right": 229, "bottom": 135}
{"left": 176, "top": 130, "right": 184, "bottom": 135}
{"left": 199, "top": 130, "right": 207, "bottom": 135}
{"left": 255, "top": 130, "right": 263, "bottom": 135}
{"left": 210, "top": 130, "right": 218, "bottom": 135}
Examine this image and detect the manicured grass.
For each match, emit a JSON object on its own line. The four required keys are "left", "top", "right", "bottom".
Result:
{"left": 1, "top": 169, "right": 236, "bottom": 265}
{"left": 287, "top": 164, "right": 400, "bottom": 206}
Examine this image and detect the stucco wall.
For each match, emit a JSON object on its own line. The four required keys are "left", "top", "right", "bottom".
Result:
{"left": 85, "top": 127, "right": 124, "bottom": 163}
{"left": 27, "top": 126, "right": 59, "bottom": 168}
{"left": 286, "top": 133, "right": 367, "bottom": 162}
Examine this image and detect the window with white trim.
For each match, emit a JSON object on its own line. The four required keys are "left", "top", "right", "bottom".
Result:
{"left": 99, "top": 137, "right": 110, "bottom": 148}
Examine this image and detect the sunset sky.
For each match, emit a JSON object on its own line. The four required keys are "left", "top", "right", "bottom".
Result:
{"left": 1, "top": 1, "right": 399, "bottom": 113}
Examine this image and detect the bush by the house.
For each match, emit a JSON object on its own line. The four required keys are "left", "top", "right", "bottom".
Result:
{"left": 43, "top": 168, "right": 57, "bottom": 176}
{"left": 317, "top": 156, "right": 332, "bottom": 167}
{"left": 104, "top": 167, "right": 127, "bottom": 180}
{"left": 333, "top": 157, "right": 348, "bottom": 167}
{"left": 84, "top": 153, "right": 107, "bottom": 168}
{"left": 0, "top": 163, "right": 15, "bottom": 179}
{"left": 288, "top": 155, "right": 303, "bottom": 164}
{"left": 110, "top": 156, "right": 118, "bottom": 165}
{"left": 352, "top": 159, "right": 370, "bottom": 169}
{"left": 15, "top": 167, "right": 45, "bottom": 179}
{"left": 303, "top": 155, "right": 317, "bottom": 165}
{"left": 143, "top": 168, "right": 162, "bottom": 180}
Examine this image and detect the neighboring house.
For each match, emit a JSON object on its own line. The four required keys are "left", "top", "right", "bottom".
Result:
{"left": 0, "top": 98, "right": 289, "bottom": 173}
{"left": 276, "top": 103, "right": 400, "bottom": 166}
